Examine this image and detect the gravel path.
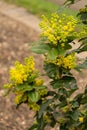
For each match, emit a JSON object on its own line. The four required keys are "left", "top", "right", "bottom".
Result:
{"left": 0, "top": 1, "right": 40, "bottom": 33}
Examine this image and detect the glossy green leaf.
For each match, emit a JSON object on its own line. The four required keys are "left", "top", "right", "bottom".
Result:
{"left": 72, "top": 101, "right": 79, "bottom": 109}
{"left": 51, "top": 76, "right": 77, "bottom": 90}
{"left": 51, "top": 80, "right": 63, "bottom": 89}
{"left": 78, "top": 11, "right": 87, "bottom": 25}
{"left": 38, "top": 99, "right": 53, "bottom": 118}
{"left": 47, "top": 48, "right": 58, "bottom": 60}
{"left": 15, "top": 84, "right": 33, "bottom": 92}
{"left": 30, "top": 44, "right": 50, "bottom": 54}
{"left": 76, "top": 59, "right": 87, "bottom": 69}
{"left": 44, "top": 63, "right": 59, "bottom": 79}
{"left": 74, "top": 93, "right": 83, "bottom": 104}
{"left": 79, "top": 37, "right": 87, "bottom": 43}
{"left": 34, "top": 85, "right": 46, "bottom": 90}
{"left": 84, "top": 85, "right": 87, "bottom": 94}
{"left": 78, "top": 43, "right": 87, "bottom": 53}
{"left": 29, "top": 91, "right": 40, "bottom": 102}
{"left": 64, "top": 43, "right": 72, "bottom": 50}
{"left": 70, "top": 110, "right": 80, "bottom": 121}
{"left": 81, "top": 94, "right": 87, "bottom": 104}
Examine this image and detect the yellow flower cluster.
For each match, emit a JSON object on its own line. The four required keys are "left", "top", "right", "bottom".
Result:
{"left": 79, "top": 117, "right": 84, "bottom": 123}
{"left": 14, "top": 92, "right": 27, "bottom": 104}
{"left": 29, "top": 102, "right": 40, "bottom": 111}
{"left": 4, "top": 56, "right": 49, "bottom": 111}
{"left": 38, "top": 89, "right": 48, "bottom": 96}
{"left": 40, "top": 13, "right": 77, "bottom": 45}
{"left": 43, "top": 115, "right": 51, "bottom": 123}
{"left": 34, "top": 78, "right": 48, "bottom": 96}
{"left": 63, "top": 54, "right": 76, "bottom": 69}
{"left": 14, "top": 93, "right": 23, "bottom": 104}
{"left": 4, "top": 83, "right": 13, "bottom": 89}
{"left": 35, "top": 78, "right": 44, "bottom": 86}
{"left": 10, "top": 57, "right": 36, "bottom": 84}
{"left": 80, "top": 6, "right": 87, "bottom": 13}
{"left": 45, "top": 53, "right": 76, "bottom": 69}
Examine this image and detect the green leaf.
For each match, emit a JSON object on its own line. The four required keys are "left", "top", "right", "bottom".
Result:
{"left": 76, "top": 59, "right": 87, "bottom": 69}
{"left": 79, "top": 37, "right": 87, "bottom": 43}
{"left": 28, "top": 91, "right": 40, "bottom": 102}
{"left": 84, "top": 85, "right": 87, "bottom": 94}
{"left": 50, "top": 117, "right": 56, "bottom": 128}
{"left": 47, "top": 91, "right": 56, "bottom": 96}
{"left": 44, "top": 63, "right": 59, "bottom": 79}
{"left": 64, "top": 43, "right": 72, "bottom": 50}
{"left": 33, "top": 85, "right": 46, "bottom": 90}
{"left": 38, "top": 99, "right": 53, "bottom": 118}
{"left": 36, "top": 115, "right": 46, "bottom": 130}
{"left": 78, "top": 11, "right": 87, "bottom": 25}
{"left": 63, "top": 76, "right": 77, "bottom": 91}
{"left": 78, "top": 43, "right": 87, "bottom": 53}
{"left": 51, "top": 76, "right": 77, "bottom": 90}
{"left": 47, "top": 48, "right": 58, "bottom": 60}
{"left": 57, "top": 46, "right": 66, "bottom": 56}
{"left": 70, "top": 110, "right": 80, "bottom": 121}
{"left": 74, "top": 93, "right": 83, "bottom": 104}
{"left": 30, "top": 44, "right": 50, "bottom": 54}
{"left": 81, "top": 94, "right": 87, "bottom": 104}
{"left": 51, "top": 80, "right": 63, "bottom": 89}
{"left": 72, "top": 101, "right": 79, "bottom": 109}
{"left": 15, "top": 84, "right": 33, "bottom": 92}
{"left": 27, "top": 74, "right": 38, "bottom": 83}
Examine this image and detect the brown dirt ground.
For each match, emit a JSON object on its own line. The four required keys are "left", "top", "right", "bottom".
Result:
{"left": 0, "top": 10, "right": 87, "bottom": 130}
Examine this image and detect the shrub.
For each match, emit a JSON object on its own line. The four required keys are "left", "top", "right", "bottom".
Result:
{"left": 4, "top": 13, "right": 87, "bottom": 130}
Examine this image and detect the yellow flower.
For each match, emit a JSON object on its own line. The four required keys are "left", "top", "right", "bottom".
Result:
{"left": 40, "top": 13, "right": 77, "bottom": 45}
{"left": 43, "top": 115, "right": 51, "bottom": 123}
{"left": 9, "top": 57, "right": 36, "bottom": 84}
{"left": 29, "top": 103, "right": 40, "bottom": 111}
{"left": 63, "top": 25, "right": 68, "bottom": 31}
{"left": 61, "top": 43, "right": 65, "bottom": 47}
{"left": 38, "top": 89, "right": 48, "bottom": 96}
{"left": 10, "top": 68, "right": 24, "bottom": 84}
{"left": 45, "top": 53, "right": 76, "bottom": 70}
{"left": 24, "top": 56, "right": 35, "bottom": 72}
{"left": 4, "top": 83, "right": 13, "bottom": 89}
{"left": 14, "top": 94, "right": 23, "bottom": 104}
{"left": 35, "top": 79, "right": 44, "bottom": 86}
{"left": 63, "top": 54, "right": 76, "bottom": 69}
{"left": 79, "top": 117, "right": 84, "bottom": 123}
{"left": 62, "top": 106, "right": 69, "bottom": 113}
